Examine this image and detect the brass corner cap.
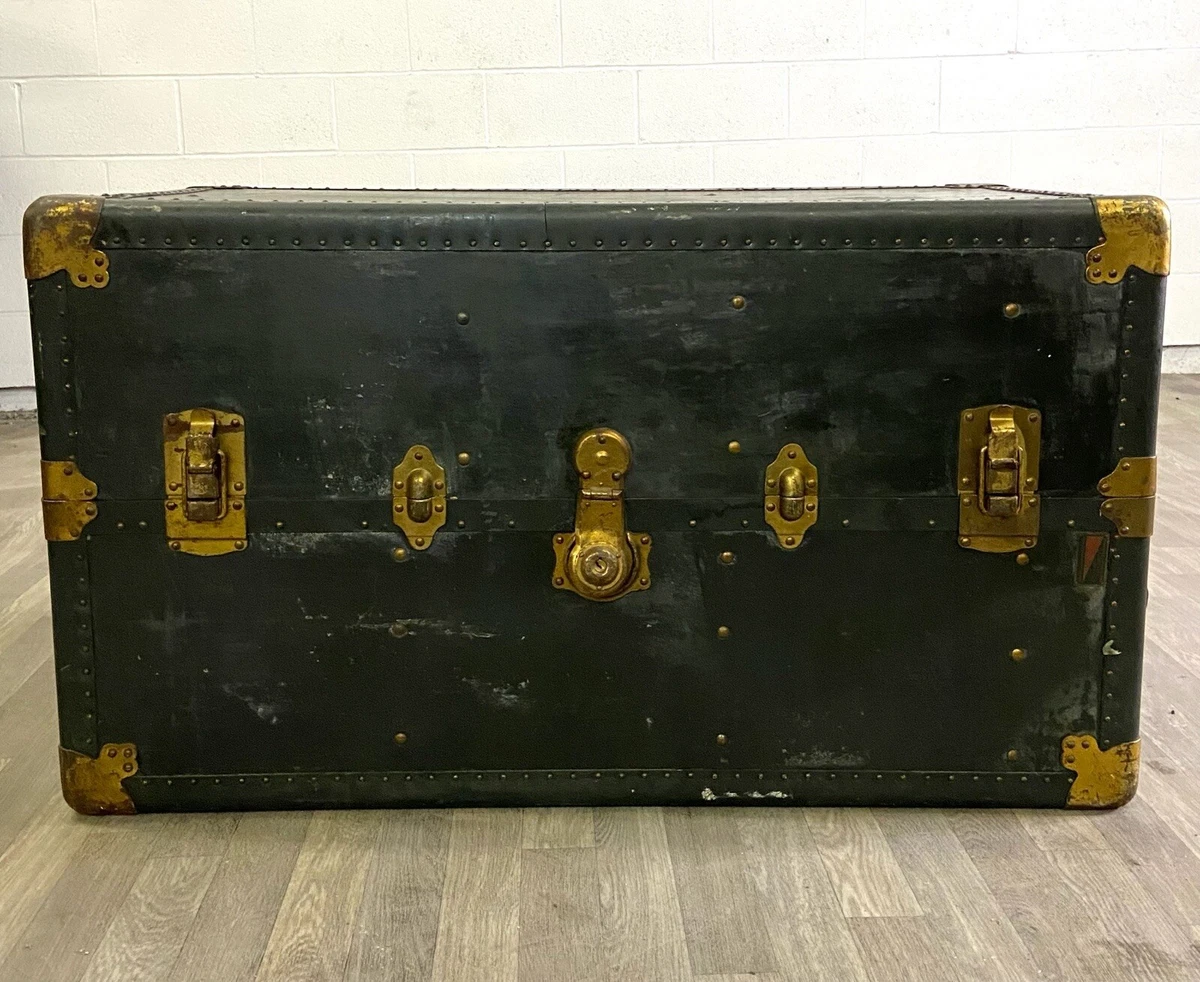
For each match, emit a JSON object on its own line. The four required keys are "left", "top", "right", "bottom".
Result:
{"left": 1087, "top": 196, "right": 1170, "bottom": 284}
{"left": 60, "top": 743, "right": 138, "bottom": 816}
{"left": 1062, "top": 734, "right": 1139, "bottom": 808}
{"left": 23, "top": 194, "right": 109, "bottom": 288}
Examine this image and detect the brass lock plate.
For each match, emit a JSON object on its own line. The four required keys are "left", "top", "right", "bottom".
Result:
{"left": 392, "top": 445, "right": 446, "bottom": 550}
{"left": 958, "top": 405, "right": 1040, "bottom": 553}
{"left": 552, "top": 428, "right": 651, "bottom": 602}
{"left": 164, "top": 409, "right": 246, "bottom": 556}
{"left": 764, "top": 444, "right": 818, "bottom": 548}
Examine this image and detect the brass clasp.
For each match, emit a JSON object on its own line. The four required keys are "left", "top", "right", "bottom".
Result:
{"left": 552, "top": 428, "right": 651, "bottom": 602}
{"left": 764, "top": 444, "right": 818, "bottom": 548}
{"left": 163, "top": 409, "right": 246, "bottom": 556}
{"left": 392, "top": 446, "right": 446, "bottom": 550}
{"left": 958, "top": 405, "right": 1041, "bottom": 553}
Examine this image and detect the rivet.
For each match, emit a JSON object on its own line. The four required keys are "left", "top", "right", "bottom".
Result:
{"left": 1003, "top": 302, "right": 1021, "bottom": 318}
{"left": 392, "top": 546, "right": 407, "bottom": 561}
{"left": 784, "top": 535, "right": 794, "bottom": 545}
{"left": 234, "top": 540, "right": 246, "bottom": 550}
{"left": 688, "top": 519, "right": 697, "bottom": 527}
{"left": 1006, "top": 749, "right": 1018, "bottom": 761}
{"left": 639, "top": 577, "right": 649, "bottom": 585}
{"left": 965, "top": 411, "right": 974, "bottom": 422}
{"left": 716, "top": 734, "right": 727, "bottom": 745}
{"left": 1011, "top": 647, "right": 1026, "bottom": 661}
{"left": 640, "top": 535, "right": 650, "bottom": 545}
{"left": 456, "top": 311, "right": 469, "bottom": 325}
{"left": 719, "top": 550, "right": 735, "bottom": 564}
{"left": 231, "top": 501, "right": 243, "bottom": 511}
{"left": 842, "top": 519, "right": 849, "bottom": 526}
{"left": 730, "top": 295, "right": 746, "bottom": 310}
{"left": 612, "top": 471, "right": 622, "bottom": 481}
{"left": 554, "top": 576, "right": 564, "bottom": 586}
{"left": 727, "top": 440, "right": 741, "bottom": 454}
{"left": 394, "top": 732, "right": 407, "bottom": 744}
{"left": 170, "top": 540, "right": 181, "bottom": 550}
{"left": 414, "top": 536, "right": 426, "bottom": 547}
{"left": 1016, "top": 552, "right": 1029, "bottom": 565}
{"left": 717, "top": 626, "right": 730, "bottom": 639}
{"left": 960, "top": 536, "right": 971, "bottom": 546}
{"left": 457, "top": 452, "right": 470, "bottom": 466}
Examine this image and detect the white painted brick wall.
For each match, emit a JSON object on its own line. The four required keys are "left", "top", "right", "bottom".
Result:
{"left": 2, "top": 0, "right": 1199, "bottom": 399}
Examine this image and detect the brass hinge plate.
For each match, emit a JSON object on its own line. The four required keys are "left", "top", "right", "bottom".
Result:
{"left": 552, "top": 428, "right": 651, "bottom": 601}
{"left": 1086, "top": 197, "right": 1170, "bottom": 284}
{"left": 23, "top": 195, "right": 109, "bottom": 288}
{"left": 1062, "top": 734, "right": 1139, "bottom": 808}
{"left": 764, "top": 444, "right": 818, "bottom": 549}
{"left": 60, "top": 743, "right": 138, "bottom": 815}
{"left": 958, "top": 405, "right": 1041, "bottom": 554}
{"left": 1099, "top": 456, "right": 1156, "bottom": 538}
{"left": 392, "top": 446, "right": 446, "bottom": 550}
{"left": 41, "top": 460, "right": 98, "bottom": 541}
{"left": 163, "top": 409, "right": 247, "bottom": 556}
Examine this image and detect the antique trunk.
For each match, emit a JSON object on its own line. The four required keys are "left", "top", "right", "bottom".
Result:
{"left": 24, "top": 188, "right": 1166, "bottom": 814}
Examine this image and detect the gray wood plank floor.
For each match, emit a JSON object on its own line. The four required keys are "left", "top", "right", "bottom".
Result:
{"left": 1, "top": 377, "right": 1199, "bottom": 982}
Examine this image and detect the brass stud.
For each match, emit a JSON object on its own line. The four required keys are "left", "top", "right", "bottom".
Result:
{"left": 719, "top": 550, "right": 735, "bottom": 564}
{"left": 960, "top": 536, "right": 971, "bottom": 546}
{"left": 414, "top": 536, "right": 425, "bottom": 547}
{"left": 1006, "top": 749, "right": 1018, "bottom": 761}
{"left": 784, "top": 535, "right": 795, "bottom": 545}
{"left": 730, "top": 295, "right": 746, "bottom": 309}
{"left": 234, "top": 540, "right": 246, "bottom": 550}
{"left": 1010, "top": 647, "right": 1026, "bottom": 661}
{"left": 727, "top": 440, "right": 741, "bottom": 454}
{"left": 389, "top": 622, "right": 408, "bottom": 637}
{"left": 1016, "top": 552, "right": 1030, "bottom": 565}
{"left": 1003, "top": 302, "right": 1021, "bottom": 318}
{"left": 392, "top": 546, "right": 407, "bottom": 561}
{"left": 394, "top": 732, "right": 408, "bottom": 744}
{"left": 456, "top": 311, "right": 469, "bottom": 325}
{"left": 640, "top": 535, "right": 650, "bottom": 545}
{"left": 457, "top": 452, "right": 470, "bottom": 465}
{"left": 169, "top": 540, "right": 181, "bottom": 550}
{"left": 716, "top": 733, "right": 728, "bottom": 745}
{"left": 233, "top": 481, "right": 244, "bottom": 491}
{"left": 717, "top": 625, "right": 731, "bottom": 639}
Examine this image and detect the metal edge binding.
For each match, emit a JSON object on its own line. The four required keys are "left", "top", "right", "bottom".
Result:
{"left": 1098, "top": 456, "right": 1156, "bottom": 538}
{"left": 59, "top": 742, "right": 138, "bottom": 815}
{"left": 1086, "top": 196, "right": 1170, "bottom": 284}
{"left": 1061, "top": 734, "right": 1140, "bottom": 808}
{"left": 23, "top": 195, "right": 110, "bottom": 288}
{"left": 40, "top": 460, "right": 98, "bottom": 541}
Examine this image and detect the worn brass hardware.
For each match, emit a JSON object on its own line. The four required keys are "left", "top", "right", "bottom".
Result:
{"left": 764, "top": 444, "right": 818, "bottom": 549}
{"left": 163, "top": 409, "right": 247, "bottom": 556}
{"left": 1086, "top": 197, "right": 1170, "bottom": 284}
{"left": 41, "top": 460, "right": 98, "bottom": 541}
{"left": 1099, "top": 456, "right": 1156, "bottom": 538}
{"left": 23, "top": 195, "right": 109, "bottom": 287}
{"left": 552, "top": 428, "right": 651, "bottom": 602}
{"left": 958, "top": 405, "right": 1041, "bottom": 553}
{"left": 392, "top": 446, "right": 446, "bottom": 550}
{"left": 1062, "top": 735, "right": 1140, "bottom": 808}
{"left": 59, "top": 743, "right": 138, "bottom": 815}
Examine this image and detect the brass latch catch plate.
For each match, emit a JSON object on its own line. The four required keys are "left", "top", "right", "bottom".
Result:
{"left": 164, "top": 409, "right": 246, "bottom": 556}
{"left": 764, "top": 444, "right": 818, "bottom": 548}
{"left": 553, "top": 428, "right": 651, "bottom": 602}
{"left": 392, "top": 446, "right": 446, "bottom": 550}
{"left": 958, "top": 405, "right": 1041, "bottom": 553}
{"left": 41, "top": 460, "right": 98, "bottom": 541}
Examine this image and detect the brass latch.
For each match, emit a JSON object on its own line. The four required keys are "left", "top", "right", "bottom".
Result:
{"left": 764, "top": 444, "right": 818, "bottom": 548}
{"left": 164, "top": 409, "right": 246, "bottom": 556}
{"left": 392, "top": 446, "right": 446, "bottom": 549}
{"left": 958, "top": 405, "right": 1041, "bottom": 553}
{"left": 552, "top": 428, "right": 651, "bottom": 602}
